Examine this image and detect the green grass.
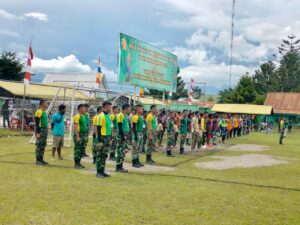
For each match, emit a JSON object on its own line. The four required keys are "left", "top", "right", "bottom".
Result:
{"left": 0, "top": 129, "right": 299, "bottom": 225}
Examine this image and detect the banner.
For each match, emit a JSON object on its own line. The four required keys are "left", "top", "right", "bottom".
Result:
{"left": 118, "top": 33, "right": 178, "bottom": 92}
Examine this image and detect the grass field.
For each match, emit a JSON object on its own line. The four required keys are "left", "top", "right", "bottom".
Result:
{"left": 0, "top": 129, "right": 299, "bottom": 225}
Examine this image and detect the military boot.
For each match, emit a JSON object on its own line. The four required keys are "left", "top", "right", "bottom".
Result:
{"left": 146, "top": 155, "right": 156, "bottom": 164}
{"left": 132, "top": 159, "right": 140, "bottom": 168}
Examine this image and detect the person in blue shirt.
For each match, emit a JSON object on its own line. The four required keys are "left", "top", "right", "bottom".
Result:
{"left": 51, "top": 104, "right": 66, "bottom": 160}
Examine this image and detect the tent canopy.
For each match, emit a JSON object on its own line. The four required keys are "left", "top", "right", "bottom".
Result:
{"left": 0, "top": 80, "right": 89, "bottom": 100}
{"left": 211, "top": 104, "right": 273, "bottom": 115}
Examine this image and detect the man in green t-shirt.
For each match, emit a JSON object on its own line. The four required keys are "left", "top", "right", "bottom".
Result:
{"left": 116, "top": 104, "right": 130, "bottom": 173}
{"left": 82, "top": 104, "right": 90, "bottom": 157}
{"left": 73, "top": 104, "right": 88, "bottom": 169}
{"left": 109, "top": 106, "right": 119, "bottom": 161}
{"left": 179, "top": 109, "right": 188, "bottom": 154}
{"left": 34, "top": 100, "right": 49, "bottom": 165}
{"left": 146, "top": 104, "right": 158, "bottom": 163}
{"left": 95, "top": 101, "right": 113, "bottom": 178}
{"left": 132, "top": 103, "right": 145, "bottom": 168}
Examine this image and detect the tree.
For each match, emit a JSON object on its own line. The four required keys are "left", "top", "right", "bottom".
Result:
{"left": 207, "top": 96, "right": 214, "bottom": 102}
{"left": 276, "top": 34, "right": 300, "bottom": 92}
{"left": 0, "top": 51, "right": 24, "bottom": 81}
{"left": 253, "top": 61, "right": 277, "bottom": 94}
{"left": 235, "top": 74, "right": 256, "bottom": 103}
{"left": 192, "top": 86, "right": 202, "bottom": 99}
{"left": 218, "top": 88, "right": 236, "bottom": 103}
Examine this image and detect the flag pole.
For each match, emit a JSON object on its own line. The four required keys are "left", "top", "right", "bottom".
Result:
{"left": 21, "top": 35, "right": 34, "bottom": 135}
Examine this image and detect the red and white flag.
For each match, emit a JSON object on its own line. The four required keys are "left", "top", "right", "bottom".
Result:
{"left": 188, "top": 78, "right": 194, "bottom": 105}
{"left": 24, "top": 45, "right": 33, "bottom": 85}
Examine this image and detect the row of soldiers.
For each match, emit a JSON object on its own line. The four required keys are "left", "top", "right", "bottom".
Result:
{"left": 33, "top": 99, "right": 253, "bottom": 179}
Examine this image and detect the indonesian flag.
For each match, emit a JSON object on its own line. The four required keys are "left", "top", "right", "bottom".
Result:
{"left": 96, "top": 56, "right": 103, "bottom": 85}
{"left": 24, "top": 46, "right": 33, "bottom": 85}
{"left": 188, "top": 78, "right": 194, "bottom": 105}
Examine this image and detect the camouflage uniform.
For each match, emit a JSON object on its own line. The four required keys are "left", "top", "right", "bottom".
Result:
{"left": 142, "top": 119, "right": 147, "bottom": 153}
{"left": 73, "top": 132, "right": 86, "bottom": 162}
{"left": 116, "top": 132, "right": 128, "bottom": 165}
{"left": 35, "top": 128, "right": 48, "bottom": 160}
{"left": 166, "top": 119, "right": 175, "bottom": 156}
{"left": 95, "top": 136, "right": 111, "bottom": 170}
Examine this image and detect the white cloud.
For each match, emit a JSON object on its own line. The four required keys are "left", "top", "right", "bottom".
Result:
{"left": 32, "top": 55, "right": 92, "bottom": 73}
{"left": 23, "top": 12, "right": 48, "bottom": 22}
{"left": 0, "top": 29, "right": 19, "bottom": 37}
{"left": 0, "top": 9, "right": 20, "bottom": 20}
{"left": 0, "top": 8, "right": 48, "bottom": 22}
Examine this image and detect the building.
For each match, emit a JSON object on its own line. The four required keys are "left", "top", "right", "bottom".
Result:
{"left": 264, "top": 92, "right": 300, "bottom": 126}
{"left": 42, "top": 73, "right": 110, "bottom": 100}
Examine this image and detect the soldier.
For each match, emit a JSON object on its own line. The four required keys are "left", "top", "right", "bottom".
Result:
{"left": 179, "top": 109, "right": 188, "bottom": 154}
{"left": 279, "top": 117, "right": 287, "bottom": 145}
{"left": 82, "top": 104, "right": 90, "bottom": 157}
{"left": 92, "top": 106, "right": 102, "bottom": 164}
{"left": 116, "top": 104, "right": 130, "bottom": 173}
{"left": 131, "top": 103, "right": 145, "bottom": 168}
{"left": 109, "top": 106, "right": 118, "bottom": 161}
{"left": 146, "top": 104, "right": 158, "bottom": 163}
{"left": 166, "top": 111, "right": 176, "bottom": 157}
{"left": 141, "top": 110, "right": 148, "bottom": 153}
{"left": 95, "top": 101, "right": 113, "bottom": 178}
{"left": 34, "top": 100, "right": 49, "bottom": 165}
{"left": 73, "top": 104, "right": 87, "bottom": 169}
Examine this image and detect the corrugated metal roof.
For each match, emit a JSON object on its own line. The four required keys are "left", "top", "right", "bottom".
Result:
{"left": 264, "top": 92, "right": 300, "bottom": 114}
{"left": 211, "top": 104, "right": 272, "bottom": 115}
{"left": 0, "top": 80, "right": 89, "bottom": 100}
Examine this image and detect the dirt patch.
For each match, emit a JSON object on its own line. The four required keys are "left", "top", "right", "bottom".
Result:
{"left": 195, "top": 154, "right": 289, "bottom": 170}
{"left": 81, "top": 157, "right": 175, "bottom": 174}
{"left": 226, "top": 144, "right": 269, "bottom": 152}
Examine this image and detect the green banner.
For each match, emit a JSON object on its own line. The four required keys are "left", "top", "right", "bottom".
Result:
{"left": 118, "top": 33, "right": 178, "bottom": 92}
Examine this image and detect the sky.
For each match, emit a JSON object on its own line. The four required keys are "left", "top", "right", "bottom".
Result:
{"left": 1, "top": 0, "right": 300, "bottom": 93}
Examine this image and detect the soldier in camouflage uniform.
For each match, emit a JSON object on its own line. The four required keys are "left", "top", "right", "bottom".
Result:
{"left": 73, "top": 104, "right": 87, "bottom": 169}
{"left": 166, "top": 111, "right": 176, "bottom": 157}
{"left": 109, "top": 106, "right": 119, "bottom": 161}
{"left": 92, "top": 106, "right": 102, "bottom": 164}
{"left": 179, "top": 109, "right": 188, "bottom": 154}
{"left": 115, "top": 104, "right": 130, "bottom": 173}
{"left": 141, "top": 111, "right": 148, "bottom": 153}
{"left": 95, "top": 101, "right": 113, "bottom": 178}
{"left": 131, "top": 103, "right": 145, "bottom": 168}
{"left": 146, "top": 104, "right": 158, "bottom": 163}
{"left": 34, "top": 100, "right": 49, "bottom": 165}
{"left": 82, "top": 104, "right": 90, "bottom": 157}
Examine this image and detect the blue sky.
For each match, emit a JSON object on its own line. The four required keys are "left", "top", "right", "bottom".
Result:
{"left": 1, "top": 0, "right": 300, "bottom": 93}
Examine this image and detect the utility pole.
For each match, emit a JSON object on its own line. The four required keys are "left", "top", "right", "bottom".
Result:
{"left": 229, "top": 0, "right": 236, "bottom": 89}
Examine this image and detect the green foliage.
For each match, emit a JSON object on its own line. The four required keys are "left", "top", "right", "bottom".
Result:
{"left": 0, "top": 51, "right": 24, "bottom": 81}
{"left": 192, "top": 86, "right": 202, "bottom": 99}
{"left": 219, "top": 34, "right": 300, "bottom": 104}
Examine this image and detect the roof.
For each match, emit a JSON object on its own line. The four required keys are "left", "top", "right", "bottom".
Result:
{"left": 0, "top": 80, "right": 89, "bottom": 100}
{"left": 125, "top": 95, "right": 166, "bottom": 106}
{"left": 264, "top": 92, "right": 300, "bottom": 114}
{"left": 177, "top": 100, "right": 215, "bottom": 108}
{"left": 211, "top": 104, "right": 273, "bottom": 115}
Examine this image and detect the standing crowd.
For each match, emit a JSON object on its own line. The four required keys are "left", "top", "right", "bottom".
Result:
{"left": 33, "top": 100, "right": 258, "bottom": 178}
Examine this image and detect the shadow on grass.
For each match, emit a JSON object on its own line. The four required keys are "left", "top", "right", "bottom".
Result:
{"left": 0, "top": 159, "right": 299, "bottom": 193}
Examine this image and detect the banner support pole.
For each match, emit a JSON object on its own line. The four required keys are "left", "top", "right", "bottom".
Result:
{"left": 21, "top": 84, "right": 26, "bottom": 135}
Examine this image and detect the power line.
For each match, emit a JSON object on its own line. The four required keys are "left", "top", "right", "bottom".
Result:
{"left": 229, "top": 0, "right": 236, "bottom": 89}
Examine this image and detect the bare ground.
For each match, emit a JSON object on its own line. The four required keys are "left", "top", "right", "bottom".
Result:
{"left": 226, "top": 144, "right": 269, "bottom": 152}
{"left": 195, "top": 154, "right": 289, "bottom": 170}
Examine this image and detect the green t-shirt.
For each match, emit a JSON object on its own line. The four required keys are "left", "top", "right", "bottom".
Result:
{"left": 97, "top": 112, "right": 112, "bottom": 136}
{"left": 35, "top": 109, "right": 48, "bottom": 128}
{"left": 84, "top": 113, "right": 90, "bottom": 130}
{"left": 132, "top": 115, "right": 144, "bottom": 132}
{"left": 117, "top": 112, "right": 129, "bottom": 133}
{"left": 74, "top": 114, "right": 88, "bottom": 133}
{"left": 180, "top": 116, "right": 188, "bottom": 134}
{"left": 146, "top": 113, "right": 157, "bottom": 132}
